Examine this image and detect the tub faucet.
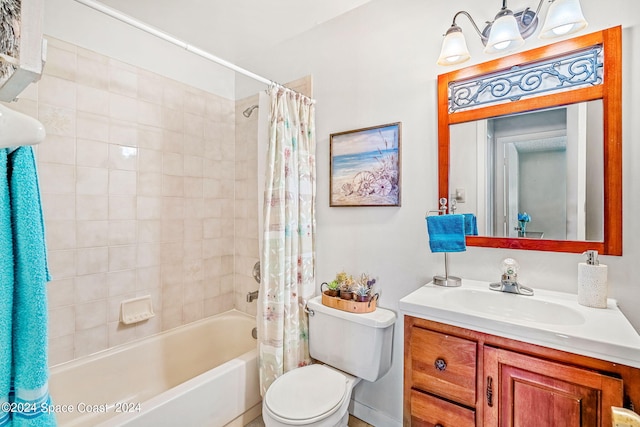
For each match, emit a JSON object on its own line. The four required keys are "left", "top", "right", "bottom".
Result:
{"left": 246, "top": 290, "right": 259, "bottom": 303}
{"left": 488, "top": 258, "right": 534, "bottom": 296}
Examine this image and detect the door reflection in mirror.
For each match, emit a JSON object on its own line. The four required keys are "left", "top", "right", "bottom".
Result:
{"left": 449, "top": 100, "right": 603, "bottom": 242}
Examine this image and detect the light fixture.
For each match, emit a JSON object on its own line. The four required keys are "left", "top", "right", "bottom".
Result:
{"left": 437, "top": 0, "right": 588, "bottom": 66}
{"left": 539, "top": 0, "right": 588, "bottom": 38}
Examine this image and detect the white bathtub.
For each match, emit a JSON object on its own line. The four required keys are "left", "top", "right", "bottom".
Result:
{"left": 49, "top": 310, "right": 261, "bottom": 427}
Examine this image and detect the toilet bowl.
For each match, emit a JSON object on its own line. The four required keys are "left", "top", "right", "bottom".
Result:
{"left": 261, "top": 296, "right": 396, "bottom": 427}
{"left": 262, "top": 364, "right": 360, "bottom": 427}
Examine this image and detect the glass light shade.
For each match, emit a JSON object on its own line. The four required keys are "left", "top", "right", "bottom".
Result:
{"left": 437, "top": 28, "right": 471, "bottom": 66}
{"left": 539, "top": 0, "right": 588, "bottom": 39}
{"left": 484, "top": 13, "right": 525, "bottom": 54}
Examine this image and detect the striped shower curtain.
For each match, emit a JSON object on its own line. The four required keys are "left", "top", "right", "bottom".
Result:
{"left": 257, "top": 86, "right": 316, "bottom": 396}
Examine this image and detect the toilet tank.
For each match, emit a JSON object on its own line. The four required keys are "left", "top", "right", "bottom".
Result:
{"left": 307, "top": 296, "right": 396, "bottom": 382}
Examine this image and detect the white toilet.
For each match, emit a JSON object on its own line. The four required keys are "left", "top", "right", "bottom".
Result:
{"left": 262, "top": 295, "right": 396, "bottom": 427}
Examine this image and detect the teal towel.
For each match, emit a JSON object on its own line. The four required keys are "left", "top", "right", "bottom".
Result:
{"left": 463, "top": 213, "right": 478, "bottom": 236}
{"left": 1, "top": 147, "right": 56, "bottom": 427}
{"left": 426, "top": 214, "right": 467, "bottom": 253}
{"left": 0, "top": 150, "right": 14, "bottom": 426}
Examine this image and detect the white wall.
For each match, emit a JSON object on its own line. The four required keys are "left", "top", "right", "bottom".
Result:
{"left": 237, "top": 0, "right": 640, "bottom": 425}
{"left": 44, "top": 0, "right": 236, "bottom": 99}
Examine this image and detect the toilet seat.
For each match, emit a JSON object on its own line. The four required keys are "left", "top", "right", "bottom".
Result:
{"left": 265, "top": 365, "right": 349, "bottom": 425}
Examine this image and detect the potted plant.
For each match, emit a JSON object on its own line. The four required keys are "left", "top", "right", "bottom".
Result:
{"left": 354, "top": 273, "right": 376, "bottom": 302}
{"left": 336, "top": 271, "right": 355, "bottom": 300}
{"left": 321, "top": 280, "right": 340, "bottom": 297}
{"left": 354, "top": 284, "right": 371, "bottom": 302}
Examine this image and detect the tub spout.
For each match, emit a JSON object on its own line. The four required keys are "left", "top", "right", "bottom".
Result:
{"left": 246, "top": 290, "right": 259, "bottom": 303}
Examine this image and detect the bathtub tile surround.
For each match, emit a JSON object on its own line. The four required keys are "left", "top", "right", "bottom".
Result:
{"left": 13, "top": 36, "right": 236, "bottom": 365}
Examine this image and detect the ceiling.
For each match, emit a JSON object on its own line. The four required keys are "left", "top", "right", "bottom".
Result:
{"left": 98, "top": 0, "right": 374, "bottom": 63}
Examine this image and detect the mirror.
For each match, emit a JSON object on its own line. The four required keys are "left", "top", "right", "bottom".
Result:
{"left": 450, "top": 101, "right": 604, "bottom": 241}
{"left": 438, "top": 27, "right": 622, "bottom": 255}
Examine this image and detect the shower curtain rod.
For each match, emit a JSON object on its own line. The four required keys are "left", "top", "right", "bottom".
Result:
{"left": 71, "top": 0, "right": 276, "bottom": 87}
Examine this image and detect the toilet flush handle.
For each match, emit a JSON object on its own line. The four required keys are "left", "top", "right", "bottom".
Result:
{"left": 304, "top": 303, "right": 315, "bottom": 316}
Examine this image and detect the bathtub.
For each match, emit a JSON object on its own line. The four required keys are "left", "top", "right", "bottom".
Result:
{"left": 48, "top": 310, "right": 261, "bottom": 427}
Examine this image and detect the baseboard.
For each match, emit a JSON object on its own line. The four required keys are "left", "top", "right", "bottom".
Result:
{"left": 349, "top": 398, "right": 402, "bottom": 427}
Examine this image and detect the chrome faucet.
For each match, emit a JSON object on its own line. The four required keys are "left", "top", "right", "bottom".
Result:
{"left": 489, "top": 258, "right": 534, "bottom": 296}
{"left": 246, "top": 290, "right": 259, "bottom": 303}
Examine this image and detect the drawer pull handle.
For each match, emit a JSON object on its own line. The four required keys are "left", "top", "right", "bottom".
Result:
{"left": 435, "top": 424, "right": 444, "bottom": 427}
{"left": 434, "top": 358, "right": 447, "bottom": 371}
{"left": 487, "top": 376, "right": 494, "bottom": 407}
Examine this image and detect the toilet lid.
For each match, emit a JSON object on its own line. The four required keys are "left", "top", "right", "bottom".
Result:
{"left": 265, "top": 365, "right": 348, "bottom": 421}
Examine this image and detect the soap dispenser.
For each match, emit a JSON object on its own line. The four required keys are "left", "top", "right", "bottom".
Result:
{"left": 577, "top": 250, "right": 608, "bottom": 308}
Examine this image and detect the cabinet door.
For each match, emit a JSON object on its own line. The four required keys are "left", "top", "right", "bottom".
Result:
{"left": 484, "top": 346, "right": 623, "bottom": 427}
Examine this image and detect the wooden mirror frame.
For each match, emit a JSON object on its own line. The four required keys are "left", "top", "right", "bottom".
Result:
{"left": 438, "top": 26, "right": 622, "bottom": 255}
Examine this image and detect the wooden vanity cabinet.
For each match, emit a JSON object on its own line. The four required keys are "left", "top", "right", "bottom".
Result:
{"left": 404, "top": 316, "right": 639, "bottom": 427}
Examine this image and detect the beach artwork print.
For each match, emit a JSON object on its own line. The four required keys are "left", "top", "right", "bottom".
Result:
{"left": 330, "top": 122, "right": 401, "bottom": 206}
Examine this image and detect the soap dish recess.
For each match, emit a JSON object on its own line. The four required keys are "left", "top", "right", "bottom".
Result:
{"left": 120, "top": 295, "right": 155, "bottom": 325}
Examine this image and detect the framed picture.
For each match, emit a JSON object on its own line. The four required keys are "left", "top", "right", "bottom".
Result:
{"left": 330, "top": 122, "right": 401, "bottom": 207}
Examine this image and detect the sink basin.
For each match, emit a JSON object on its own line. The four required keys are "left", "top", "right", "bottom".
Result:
{"left": 445, "top": 288, "right": 586, "bottom": 326}
{"left": 399, "top": 279, "right": 640, "bottom": 369}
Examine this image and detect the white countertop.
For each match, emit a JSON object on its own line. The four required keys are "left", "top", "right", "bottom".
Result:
{"left": 399, "top": 279, "right": 640, "bottom": 369}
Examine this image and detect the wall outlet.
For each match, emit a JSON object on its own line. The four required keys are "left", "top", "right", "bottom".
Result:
{"left": 454, "top": 188, "right": 466, "bottom": 203}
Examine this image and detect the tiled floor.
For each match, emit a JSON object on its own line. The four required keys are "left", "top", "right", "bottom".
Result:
{"left": 245, "top": 415, "right": 373, "bottom": 426}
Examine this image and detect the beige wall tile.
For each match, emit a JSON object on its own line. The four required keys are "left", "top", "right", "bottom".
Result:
{"left": 77, "top": 111, "right": 109, "bottom": 142}
{"left": 76, "top": 195, "right": 108, "bottom": 221}
{"left": 108, "top": 145, "right": 138, "bottom": 171}
{"left": 38, "top": 135, "right": 75, "bottom": 165}
{"left": 77, "top": 139, "right": 109, "bottom": 168}
{"left": 138, "top": 148, "right": 163, "bottom": 173}
{"left": 76, "top": 220, "right": 109, "bottom": 248}
{"left": 77, "top": 85, "right": 109, "bottom": 115}
{"left": 49, "top": 306, "right": 75, "bottom": 338}
{"left": 108, "top": 195, "right": 136, "bottom": 220}
{"left": 39, "top": 75, "right": 77, "bottom": 110}
{"left": 138, "top": 172, "right": 162, "bottom": 196}
{"left": 107, "top": 269, "right": 137, "bottom": 296}
{"left": 108, "top": 245, "right": 137, "bottom": 271}
{"left": 76, "top": 247, "right": 108, "bottom": 276}
{"left": 76, "top": 166, "right": 108, "bottom": 195}
{"left": 109, "top": 65, "right": 138, "bottom": 97}
{"left": 75, "top": 273, "right": 108, "bottom": 303}
{"left": 109, "top": 170, "right": 137, "bottom": 195}
{"left": 109, "top": 121, "right": 138, "bottom": 147}
{"left": 39, "top": 163, "right": 75, "bottom": 194}
{"left": 48, "top": 278, "right": 75, "bottom": 309}
{"left": 44, "top": 43, "right": 77, "bottom": 82}
{"left": 76, "top": 54, "right": 109, "bottom": 92}
{"left": 74, "top": 325, "right": 108, "bottom": 358}
{"left": 47, "top": 249, "right": 76, "bottom": 280}
{"left": 39, "top": 105, "right": 76, "bottom": 138}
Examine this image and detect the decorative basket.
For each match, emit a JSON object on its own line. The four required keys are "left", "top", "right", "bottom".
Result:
{"left": 321, "top": 292, "right": 378, "bottom": 314}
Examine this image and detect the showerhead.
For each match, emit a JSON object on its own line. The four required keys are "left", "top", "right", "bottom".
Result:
{"left": 242, "top": 105, "right": 259, "bottom": 118}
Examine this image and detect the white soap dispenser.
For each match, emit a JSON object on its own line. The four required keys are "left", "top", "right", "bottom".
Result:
{"left": 577, "top": 250, "right": 608, "bottom": 308}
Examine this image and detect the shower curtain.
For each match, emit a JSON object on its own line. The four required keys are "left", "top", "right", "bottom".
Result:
{"left": 257, "top": 86, "right": 316, "bottom": 395}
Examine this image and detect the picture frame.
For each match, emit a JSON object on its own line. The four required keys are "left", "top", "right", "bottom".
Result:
{"left": 330, "top": 122, "right": 401, "bottom": 207}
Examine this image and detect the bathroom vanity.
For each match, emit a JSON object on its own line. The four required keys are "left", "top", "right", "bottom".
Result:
{"left": 399, "top": 280, "right": 640, "bottom": 427}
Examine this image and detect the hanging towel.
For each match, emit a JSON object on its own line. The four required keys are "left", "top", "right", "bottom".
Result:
{"left": 426, "top": 214, "right": 466, "bottom": 253}
{"left": 462, "top": 213, "right": 478, "bottom": 236}
{"left": 3, "top": 147, "right": 56, "bottom": 427}
{"left": 0, "top": 150, "right": 15, "bottom": 427}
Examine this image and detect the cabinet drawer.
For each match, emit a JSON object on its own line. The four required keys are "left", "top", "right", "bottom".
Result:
{"left": 410, "top": 327, "right": 477, "bottom": 406}
{"left": 410, "top": 389, "right": 475, "bottom": 427}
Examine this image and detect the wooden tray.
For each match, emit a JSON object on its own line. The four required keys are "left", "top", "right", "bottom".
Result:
{"left": 321, "top": 292, "right": 378, "bottom": 313}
